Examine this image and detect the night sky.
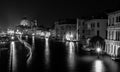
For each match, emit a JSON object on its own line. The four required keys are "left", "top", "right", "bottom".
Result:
{"left": 0, "top": 0, "right": 119, "bottom": 31}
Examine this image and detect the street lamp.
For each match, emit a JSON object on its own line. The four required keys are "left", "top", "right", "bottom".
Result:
{"left": 96, "top": 47, "right": 102, "bottom": 58}
{"left": 96, "top": 47, "right": 102, "bottom": 53}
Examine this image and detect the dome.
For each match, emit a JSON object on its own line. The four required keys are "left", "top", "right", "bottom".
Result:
{"left": 20, "top": 19, "right": 30, "bottom": 26}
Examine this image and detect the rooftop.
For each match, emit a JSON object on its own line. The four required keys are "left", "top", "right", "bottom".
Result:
{"left": 107, "top": 10, "right": 120, "bottom": 15}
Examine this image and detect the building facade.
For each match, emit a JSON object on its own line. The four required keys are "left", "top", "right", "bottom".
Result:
{"left": 105, "top": 10, "right": 120, "bottom": 57}
{"left": 77, "top": 19, "right": 87, "bottom": 44}
{"left": 54, "top": 18, "right": 78, "bottom": 41}
{"left": 85, "top": 19, "right": 107, "bottom": 39}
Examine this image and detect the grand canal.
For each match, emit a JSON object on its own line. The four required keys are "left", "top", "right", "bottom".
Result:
{"left": 0, "top": 37, "right": 120, "bottom": 72}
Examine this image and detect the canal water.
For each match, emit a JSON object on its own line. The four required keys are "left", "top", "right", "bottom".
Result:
{"left": 27, "top": 38, "right": 120, "bottom": 72}
{"left": 0, "top": 37, "right": 120, "bottom": 72}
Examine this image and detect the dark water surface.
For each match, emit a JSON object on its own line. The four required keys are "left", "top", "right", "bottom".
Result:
{"left": 0, "top": 38, "right": 120, "bottom": 72}
{"left": 27, "top": 38, "right": 120, "bottom": 72}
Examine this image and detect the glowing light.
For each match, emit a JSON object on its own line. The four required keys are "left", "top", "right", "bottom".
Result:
{"left": 16, "top": 30, "right": 22, "bottom": 35}
{"left": 32, "top": 33, "right": 35, "bottom": 36}
{"left": 40, "top": 32, "right": 45, "bottom": 36}
{"left": 92, "top": 60, "right": 105, "bottom": 72}
{"left": 45, "top": 32, "right": 51, "bottom": 38}
{"left": 65, "top": 32, "right": 74, "bottom": 41}
{"left": 36, "top": 30, "right": 41, "bottom": 35}
{"left": 96, "top": 47, "right": 102, "bottom": 53}
{"left": 7, "top": 29, "right": 15, "bottom": 35}
{"left": 11, "top": 36, "right": 15, "bottom": 40}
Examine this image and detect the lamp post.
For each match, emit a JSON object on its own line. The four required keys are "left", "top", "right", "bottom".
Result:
{"left": 96, "top": 47, "right": 102, "bottom": 58}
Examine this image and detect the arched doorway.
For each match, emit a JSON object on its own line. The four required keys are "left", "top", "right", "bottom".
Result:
{"left": 89, "top": 36, "right": 105, "bottom": 53}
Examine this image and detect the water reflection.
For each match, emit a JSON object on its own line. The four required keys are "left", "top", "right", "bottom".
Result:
{"left": 91, "top": 56, "right": 119, "bottom": 72}
{"left": 103, "top": 57, "right": 118, "bottom": 72}
{"left": 17, "top": 35, "right": 32, "bottom": 65}
{"left": 45, "top": 38, "right": 50, "bottom": 67}
{"left": 9, "top": 41, "right": 17, "bottom": 72}
{"left": 32, "top": 35, "right": 35, "bottom": 51}
{"left": 66, "top": 41, "right": 76, "bottom": 71}
{"left": 92, "top": 59, "right": 105, "bottom": 72}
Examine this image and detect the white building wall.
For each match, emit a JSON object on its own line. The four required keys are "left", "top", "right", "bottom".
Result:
{"left": 105, "top": 10, "right": 120, "bottom": 57}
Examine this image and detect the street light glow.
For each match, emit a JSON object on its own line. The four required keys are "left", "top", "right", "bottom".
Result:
{"left": 96, "top": 47, "right": 102, "bottom": 53}
{"left": 11, "top": 36, "right": 14, "bottom": 39}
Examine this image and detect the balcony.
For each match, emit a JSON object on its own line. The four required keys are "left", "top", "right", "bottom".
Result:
{"left": 105, "top": 39, "right": 120, "bottom": 46}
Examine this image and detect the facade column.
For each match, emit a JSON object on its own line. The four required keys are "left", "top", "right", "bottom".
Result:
{"left": 108, "top": 30, "right": 110, "bottom": 39}
{"left": 111, "top": 45, "right": 113, "bottom": 56}
{"left": 112, "top": 45, "right": 114, "bottom": 56}
{"left": 107, "top": 30, "right": 109, "bottom": 39}
{"left": 107, "top": 44, "right": 109, "bottom": 54}
{"left": 115, "top": 46, "right": 118, "bottom": 56}
{"left": 106, "top": 44, "right": 108, "bottom": 54}
{"left": 110, "top": 30, "right": 112, "bottom": 40}
{"left": 114, "top": 45, "right": 116, "bottom": 56}
{"left": 114, "top": 30, "right": 116, "bottom": 40}
{"left": 105, "top": 44, "right": 107, "bottom": 53}
{"left": 110, "top": 30, "right": 113, "bottom": 40}
{"left": 113, "top": 46, "right": 116, "bottom": 56}
{"left": 116, "top": 31, "right": 118, "bottom": 41}
{"left": 118, "top": 31, "right": 120, "bottom": 41}
{"left": 111, "top": 45, "right": 113, "bottom": 55}
{"left": 112, "top": 30, "right": 114, "bottom": 40}
{"left": 110, "top": 30, "right": 112, "bottom": 39}
{"left": 108, "top": 44, "right": 110, "bottom": 54}
{"left": 109, "top": 44, "right": 111, "bottom": 55}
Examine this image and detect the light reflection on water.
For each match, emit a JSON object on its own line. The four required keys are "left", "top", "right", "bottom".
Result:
{"left": 90, "top": 57, "right": 119, "bottom": 72}
{"left": 103, "top": 57, "right": 119, "bottom": 72}
{"left": 32, "top": 35, "right": 35, "bottom": 51}
{"left": 9, "top": 41, "right": 17, "bottom": 72}
{"left": 92, "top": 59, "right": 105, "bottom": 72}
{"left": 45, "top": 38, "right": 50, "bottom": 67}
{"left": 7, "top": 36, "right": 120, "bottom": 72}
{"left": 66, "top": 42, "right": 76, "bottom": 71}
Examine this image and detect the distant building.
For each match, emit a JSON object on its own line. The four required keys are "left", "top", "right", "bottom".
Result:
{"left": 16, "top": 17, "right": 38, "bottom": 35}
{"left": 49, "top": 29, "right": 56, "bottom": 38}
{"left": 105, "top": 10, "right": 120, "bottom": 57}
{"left": 85, "top": 19, "right": 107, "bottom": 39}
{"left": 77, "top": 19, "right": 87, "bottom": 44}
{"left": 54, "top": 18, "right": 77, "bottom": 41}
